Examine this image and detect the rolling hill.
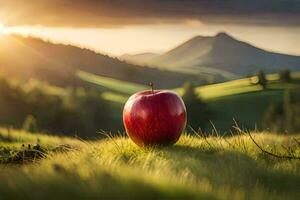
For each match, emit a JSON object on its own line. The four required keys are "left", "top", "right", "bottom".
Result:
{"left": 77, "top": 70, "right": 300, "bottom": 132}
{"left": 122, "top": 32, "right": 300, "bottom": 78}
{"left": 0, "top": 35, "right": 204, "bottom": 88}
{"left": 120, "top": 52, "right": 159, "bottom": 65}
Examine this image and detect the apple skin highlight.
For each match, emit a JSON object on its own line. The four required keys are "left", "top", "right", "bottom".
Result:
{"left": 123, "top": 90, "right": 187, "bottom": 147}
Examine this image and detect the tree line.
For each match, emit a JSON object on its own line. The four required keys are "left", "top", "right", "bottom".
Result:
{"left": 0, "top": 77, "right": 115, "bottom": 137}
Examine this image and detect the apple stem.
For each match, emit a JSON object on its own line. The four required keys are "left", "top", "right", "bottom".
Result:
{"left": 149, "top": 82, "right": 154, "bottom": 93}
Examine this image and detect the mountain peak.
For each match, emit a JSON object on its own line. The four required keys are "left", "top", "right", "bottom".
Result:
{"left": 215, "top": 32, "right": 232, "bottom": 39}
{"left": 149, "top": 31, "right": 300, "bottom": 76}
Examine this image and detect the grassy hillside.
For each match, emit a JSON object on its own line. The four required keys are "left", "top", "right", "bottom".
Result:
{"left": 77, "top": 71, "right": 300, "bottom": 132}
{"left": 196, "top": 73, "right": 300, "bottom": 131}
{"left": 0, "top": 128, "right": 299, "bottom": 199}
{"left": 77, "top": 70, "right": 300, "bottom": 101}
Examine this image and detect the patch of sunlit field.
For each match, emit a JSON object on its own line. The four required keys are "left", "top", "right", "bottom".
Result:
{"left": 195, "top": 78, "right": 261, "bottom": 100}
{"left": 196, "top": 73, "right": 300, "bottom": 101}
{"left": 77, "top": 70, "right": 147, "bottom": 95}
{"left": 0, "top": 128, "right": 299, "bottom": 199}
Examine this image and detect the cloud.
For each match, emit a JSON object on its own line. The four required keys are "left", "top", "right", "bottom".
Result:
{"left": 0, "top": 0, "right": 299, "bottom": 27}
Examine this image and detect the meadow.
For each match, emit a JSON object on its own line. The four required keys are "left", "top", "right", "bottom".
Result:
{"left": 0, "top": 2, "right": 299, "bottom": 199}
{"left": 0, "top": 127, "right": 299, "bottom": 199}
{"left": 0, "top": 69, "right": 299, "bottom": 200}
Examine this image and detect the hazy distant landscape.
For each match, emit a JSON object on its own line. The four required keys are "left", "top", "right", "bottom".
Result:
{"left": 0, "top": 32, "right": 299, "bottom": 134}
{"left": 0, "top": 35, "right": 202, "bottom": 88}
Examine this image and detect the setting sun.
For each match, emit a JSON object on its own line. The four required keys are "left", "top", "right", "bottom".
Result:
{"left": 0, "top": 23, "right": 4, "bottom": 31}
{"left": 0, "top": 23, "right": 6, "bottom": 34}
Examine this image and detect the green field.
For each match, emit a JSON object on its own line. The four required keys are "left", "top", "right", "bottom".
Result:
{"left": 77, "top": 70, "right": 300, "bottom": 132}
{"left": 0, "top": 128, "right": 299, "bottom": 199}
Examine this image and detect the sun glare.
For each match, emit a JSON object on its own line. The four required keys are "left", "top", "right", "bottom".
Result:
{"left": 0, "top": 23, "right": 6, "bottom": 34}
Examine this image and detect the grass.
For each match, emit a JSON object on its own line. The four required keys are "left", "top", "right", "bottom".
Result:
{"left": 0, "top": 127, "right": 82, "bottom": 150}
{"left": 0, "top": 128, "right": 299, "bottom": 199}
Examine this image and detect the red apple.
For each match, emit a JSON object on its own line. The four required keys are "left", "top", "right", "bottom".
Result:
{"left": 123, "top": 84, "right": 186, "bottom": 147}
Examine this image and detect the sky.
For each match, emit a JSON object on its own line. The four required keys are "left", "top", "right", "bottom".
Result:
{"left": 0, "top": 0, "right": 299, "bottom": 56}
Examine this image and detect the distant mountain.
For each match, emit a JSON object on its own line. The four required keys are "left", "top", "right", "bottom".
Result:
{"left": 120, "top": 53, "right": 159, "bottom": 65}
{"left": 0, "top": 35, "right": 205, "bottom": 88}
{"left": 128, "top": 32, "right": 300, "bottom": 77}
